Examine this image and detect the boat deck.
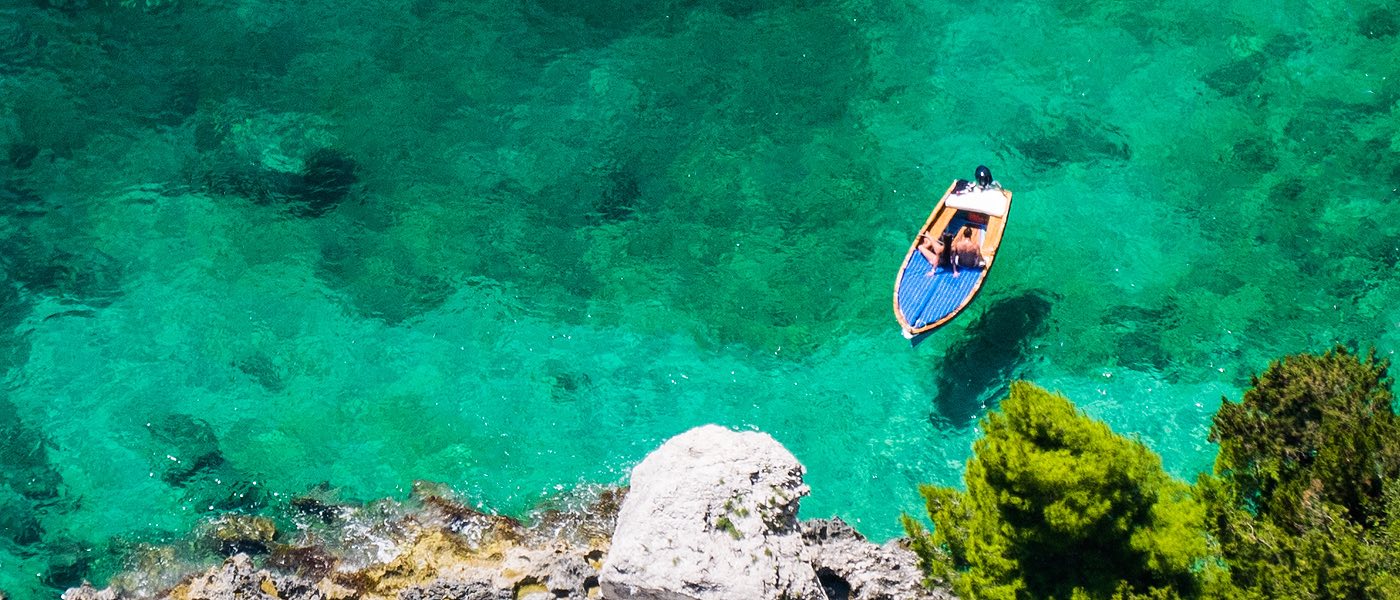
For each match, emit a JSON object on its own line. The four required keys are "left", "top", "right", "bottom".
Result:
{"left": 893, "top": 179, "right": 1012, "bottom": 343}
{"left": 895, "top": 212, "right": 987, "bottom": 331}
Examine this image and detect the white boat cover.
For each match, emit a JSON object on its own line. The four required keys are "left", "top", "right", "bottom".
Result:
{"left": 945, "top": 188, "right": 1009, "bottom": 217}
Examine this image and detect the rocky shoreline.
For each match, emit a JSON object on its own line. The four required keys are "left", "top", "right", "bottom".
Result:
{"left": 62, "top": 426, "right": 951, "bottom": 600}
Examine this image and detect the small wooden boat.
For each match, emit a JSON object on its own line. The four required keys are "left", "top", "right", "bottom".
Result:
{"left": 893, "top": 168, "right": 1013, "bottom": 345}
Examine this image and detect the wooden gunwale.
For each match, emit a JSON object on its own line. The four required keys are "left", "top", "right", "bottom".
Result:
{"left": 892, "top": 181, "right": 1014, "bottom": 339}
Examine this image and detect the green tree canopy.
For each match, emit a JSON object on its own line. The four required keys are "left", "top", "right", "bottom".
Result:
{"left": 904, "top": 382, "right": 1213, "bottom": 600}
{"left": 1210, "top": 346, "right": 1400, "bottom": 528}
{"left": 1202, "top": 346, "right": 1400, "bottom": 597}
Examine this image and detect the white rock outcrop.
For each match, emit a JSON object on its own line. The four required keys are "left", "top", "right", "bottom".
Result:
{"left": 600, "top": 425, "right": 825, "bottom": 600}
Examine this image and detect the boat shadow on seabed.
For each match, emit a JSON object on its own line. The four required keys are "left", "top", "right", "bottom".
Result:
{"left": 928, "top": 289, "right": 1056, "bottom": 428}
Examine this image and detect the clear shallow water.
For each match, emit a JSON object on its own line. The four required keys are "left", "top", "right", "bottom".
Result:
{"left": 2, "top": 0, "right": 1399, "bottom": 595}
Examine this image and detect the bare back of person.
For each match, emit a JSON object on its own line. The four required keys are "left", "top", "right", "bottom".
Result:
{"left": 950, "top": 227, "right": 982, "bottom": 275}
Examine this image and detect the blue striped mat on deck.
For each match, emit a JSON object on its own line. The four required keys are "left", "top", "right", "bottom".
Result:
{"left": 897, "top": 212, "right": 988, "bottom": 330}
{"left": 897, "top": 253, "right": 984, "bottom": 329}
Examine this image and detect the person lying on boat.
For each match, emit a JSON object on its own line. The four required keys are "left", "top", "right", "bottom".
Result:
{"left": 918, "top": 231, "right": 954, "bottom": 276}
{"left": 950, "top": 226, "right": 983, "bottom": 276}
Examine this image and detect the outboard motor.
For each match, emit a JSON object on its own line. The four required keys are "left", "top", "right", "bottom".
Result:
{"left": 975, "top": 165, "right": 993, "bottom": 188}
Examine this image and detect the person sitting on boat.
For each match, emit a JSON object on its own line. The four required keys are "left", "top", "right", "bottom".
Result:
{"left": 918, "top": 231, "right": 954, "bottom": 276}
{"left": 950, "top": 226, "right": 983, "bottom": 276}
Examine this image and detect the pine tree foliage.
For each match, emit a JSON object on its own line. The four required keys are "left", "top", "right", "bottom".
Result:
{"left": 1203, "top": 346, "right": 1400, "bottom": 598}
{"left": 904, "top": 382, "right": 1214, "bottom": 600}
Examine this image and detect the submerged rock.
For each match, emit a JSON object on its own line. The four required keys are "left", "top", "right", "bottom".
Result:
{"left": 198, "top": 514, "right": 277, "bottom": 556}
{"left": 146, "top": 414, "right": 225, "bottom": 487}
{"left": 43, "top": 537, "right": 94, "bottom": 590}
{"left": 600, "top": 424, "right": 824, "bottom": 600}
{"left": 293, "top": 148, "right": 357, "bottom": 217}
{"left": 200, "top": 147, "right": 358, "bottom": 218}
{"left": 8, "top": 143, "right": 39, "bottom": 169}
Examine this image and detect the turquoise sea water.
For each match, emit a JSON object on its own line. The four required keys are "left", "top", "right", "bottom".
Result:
{"left": 2, "top": 0, "right": 1399, "bottom": 595}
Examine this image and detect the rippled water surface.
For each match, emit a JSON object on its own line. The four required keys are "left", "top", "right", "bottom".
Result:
{"left": 2, "top": 0, "right": 1399, "bottom": 594}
